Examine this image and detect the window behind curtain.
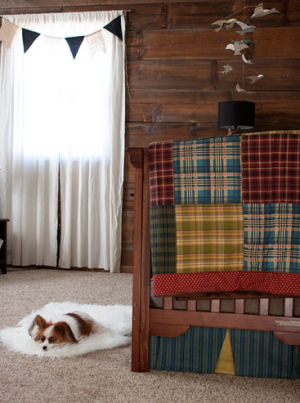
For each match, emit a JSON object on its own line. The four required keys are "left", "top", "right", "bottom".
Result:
{"left": 0, "top": 12, "right": 125, "bottom": 271}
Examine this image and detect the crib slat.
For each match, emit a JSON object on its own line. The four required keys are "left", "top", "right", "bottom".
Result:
{"left": 235, "top": 299, "right": 245, "bottom": 314}
{"left": 259, "top": 298, "right": 269, "bottom": 316}
{"left": 284, "top": 298, "right": 293, "bottom": 317}
{"left": 211, "top": 300, "right": 220, "bottom": 313}
{"left": 164, "top": 296, "right": 173, "bottom": 310}
{"left": 187, "top": 300, "right": 196, "bottom": 312}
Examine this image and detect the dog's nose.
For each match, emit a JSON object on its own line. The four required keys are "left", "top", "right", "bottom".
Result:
{"left": 43, "top": 346, "right": 47, "bottom": 351}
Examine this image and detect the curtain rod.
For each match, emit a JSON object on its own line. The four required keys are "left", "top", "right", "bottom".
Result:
{"left": 0, "top": 10, "right": 132, "bottom": 17}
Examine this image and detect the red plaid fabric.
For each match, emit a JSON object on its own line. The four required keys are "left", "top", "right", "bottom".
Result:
{"left": 242, "top": 132, "right": 300, "bottom": 203}
{"left": 153, "top": 272, "right": 300, "bottom": 296}
{"left": 149, "top": 142, "right": 174, "bottom": 206}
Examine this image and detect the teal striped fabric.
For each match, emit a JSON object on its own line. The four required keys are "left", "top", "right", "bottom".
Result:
{"left": 149, "top": 327, "right": 226, "bottom": 373}
{"left": 149, "top": 328, "right": 300, "bottom": 378}
{"left": 230, "top": 329, "right": 300, "bottom": 379}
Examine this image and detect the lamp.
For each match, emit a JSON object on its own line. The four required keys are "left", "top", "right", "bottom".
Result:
{"left": 218, "top": 101, "right": 255, "bottom": 135}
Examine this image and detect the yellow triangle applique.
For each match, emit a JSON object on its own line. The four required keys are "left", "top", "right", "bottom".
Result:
{"left": 215, "top": 329, "right": 235, "bottom": 375}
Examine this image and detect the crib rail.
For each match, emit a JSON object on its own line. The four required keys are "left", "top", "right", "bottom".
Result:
{"left": 150, "top": 296, "right": 300, "bottom": 345}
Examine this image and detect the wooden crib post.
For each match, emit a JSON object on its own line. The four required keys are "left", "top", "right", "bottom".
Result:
{"left": 129, "top": 148, "right": 151, "bottom": 372}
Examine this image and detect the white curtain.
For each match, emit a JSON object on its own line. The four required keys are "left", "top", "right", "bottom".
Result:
{"left": 0, "top": 11, "right": 125, "bottom": 271}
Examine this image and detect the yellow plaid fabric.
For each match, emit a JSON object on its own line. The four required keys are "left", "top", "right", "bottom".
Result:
{"left": 175, "top": 204, "right": 244, "bottom": 273}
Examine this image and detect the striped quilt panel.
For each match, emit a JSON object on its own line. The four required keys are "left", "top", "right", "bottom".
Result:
{"left": 175, "top": 204, "right": 244, "bottom": 273}
{"left": 149, "top": 327, "right": 226, "bottom": 373}
{"left": 230, "top": 329, "right": 299, "bottom": 379}
{"left": 173, "top": 136, "right": 241, "bottom": 204}
{"left": 149, "top": 328, "right": 300, "bottom": 378}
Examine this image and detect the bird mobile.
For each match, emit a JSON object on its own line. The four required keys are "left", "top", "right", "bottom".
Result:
{"left": 212, "top": 2, "right": 280, "bottom": 93}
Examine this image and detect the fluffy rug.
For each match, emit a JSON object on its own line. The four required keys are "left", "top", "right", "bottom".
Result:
{"left": 0, "top": 302, "right": 132, "bottom": 358}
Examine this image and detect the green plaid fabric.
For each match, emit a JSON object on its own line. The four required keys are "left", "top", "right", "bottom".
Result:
{"left": 230, "top": 329, "right": 300, "bottom": 379}
{"left": 173, "top": 135, "right": 241, "bottom": 204}
{"left": 150, "top": 206, "right": 176, "bottom": 274}
{"left": 175, "top": 204, "right": 244, "bottom": 272}
{"left": 244, "top": 203, "right": 300, "bottom": 273}
{"left": 149, "top": 327, "right": 226, "bottom": 373}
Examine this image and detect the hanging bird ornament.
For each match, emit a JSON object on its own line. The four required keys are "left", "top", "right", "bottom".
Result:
{"left": 211, "top": 18, "right": 237, "bottom": 32}
{"left": 250, "top": 3, "right": 280, "bottom": 18}
{"left": 220, "top": 64, "right": 234, "bottom": 76}
{"left": 242, "top": 53, "right": 254, "bottom": 64}
{"left": 247, "top": 74, "right": 264, "bottom": 84}
{"left": 234, "top": 20, "right": 256, "bottom": 35}
{"left": 235, "top": 83, "right": 254, "bottom": 94}
{"left": 226, "top": 40, "right": 249, "bottom": 56}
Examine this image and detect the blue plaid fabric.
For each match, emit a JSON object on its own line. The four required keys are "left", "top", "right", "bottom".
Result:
{"left": 243, "top": 203, "right": 300, "bottom": 273}
{"left": 173, "top": 136, "right": 241, "bottom": 204}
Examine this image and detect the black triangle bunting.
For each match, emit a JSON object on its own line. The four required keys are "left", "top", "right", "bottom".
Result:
{"left": 103, "top": 16, "right": 123, "bottom": 41}
{"left": 21, "top": 18, "right": 122, "bottom": 57}
{"left": 65, "top": 36, "right": 85, "bottom": 59}
{"left": 22, "top": 28, "right": 40, "bottom": 53}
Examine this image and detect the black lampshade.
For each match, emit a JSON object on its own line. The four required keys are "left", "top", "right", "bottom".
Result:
{"left": 218, "top": 101, "right": 255, "bottom": 130}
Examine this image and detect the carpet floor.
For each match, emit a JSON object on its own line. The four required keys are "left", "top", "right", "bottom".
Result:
{"left": 0, "top": 268, "right": 299, "bottom": 403}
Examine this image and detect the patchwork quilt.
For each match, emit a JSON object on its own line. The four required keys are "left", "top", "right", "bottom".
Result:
{"left": 149, "top": 131, "right": 300, "bottom": 296}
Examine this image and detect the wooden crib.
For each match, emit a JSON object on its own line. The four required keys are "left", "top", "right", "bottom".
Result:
{"left": 128, "top": 134, "right": 300, "bottom": 375}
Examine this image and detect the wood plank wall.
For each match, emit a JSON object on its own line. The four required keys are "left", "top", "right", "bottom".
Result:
{"left": 1, "top": 1, "right": 300, "bottom": 272}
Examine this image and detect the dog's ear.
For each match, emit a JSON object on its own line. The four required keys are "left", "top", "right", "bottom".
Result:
{"left": 34, "top": 315, "right": 49, "bottom": 329}
{"left": 54, "top": 322, "right": 77, "bottom": 343}
{"left": 28, "top": 314, "right": 50, "bottom": 338}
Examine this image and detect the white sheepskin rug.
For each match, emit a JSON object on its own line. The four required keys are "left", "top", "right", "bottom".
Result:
{"left": 0, "top": 302, "right": 132, "bottom": 358}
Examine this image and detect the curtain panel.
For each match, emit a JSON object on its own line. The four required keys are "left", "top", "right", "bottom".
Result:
{"left": 0, "top": 11, "right": 125, "bottom": 272}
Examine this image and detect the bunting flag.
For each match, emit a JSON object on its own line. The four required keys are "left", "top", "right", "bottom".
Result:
{"left": 22, "top": 28, "right": 40, "bottom": 53}
{"left": 0, "top": 19, "right": 18, "bottom": 48}
{"left": 0, "top": 15, "right": 123, "bottom": 59}
{"left": 103, "top": 16, "right": 123, "bottom": 41}
{"left": 65, "top": 36, "right": 85, "bottom": 59}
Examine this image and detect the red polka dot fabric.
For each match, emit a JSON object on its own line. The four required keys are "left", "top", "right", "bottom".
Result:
{"left": 153, "top": 272, "right": 300, "bottom": 296}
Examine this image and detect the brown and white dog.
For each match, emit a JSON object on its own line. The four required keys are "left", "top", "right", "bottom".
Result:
{"left": 28, "top": 311, "right": 95, "bottom": 351}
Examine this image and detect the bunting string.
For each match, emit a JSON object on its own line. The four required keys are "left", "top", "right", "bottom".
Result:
{"left": 0, "top": 15, "right": 123, "bottom": 59}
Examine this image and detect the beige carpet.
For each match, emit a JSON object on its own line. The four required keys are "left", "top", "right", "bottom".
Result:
{"left": 0, "top": 268, "right": 299, "bottom": 403}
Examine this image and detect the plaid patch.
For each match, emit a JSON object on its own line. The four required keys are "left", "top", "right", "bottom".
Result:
{"left": 148, "top": 142, "right": 174, "bottom": 206}
{"left": 175, "top": 204, "right": 244, "bottom": 273}
{"left": 150, "top": 206, "right": 176, "bottom": 274}
{"left": 173, "top": 135, "right": 241, "bottom": 204}
{"left": 242, "top": 131, "right": 300, "bottom": 203}
{"left": 243, "top": 204, "right": 300, "bottom": 273}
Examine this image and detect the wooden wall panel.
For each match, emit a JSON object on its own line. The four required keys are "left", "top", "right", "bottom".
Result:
{"left": 216, "top": 59, "right": 300, "bottom": 91}
{"left": 167, "top": 1, "right": 285, "bottom": 29}
{"left": 1, "top": 0, "right": 300, "bottom": 272}
{"left": 128, "top": 60, "right": 213, "bottom": 90}
{"left": 142, "top": 27, "right": 300, "bottom": 60}
{"left": 127, "top": 90, "right": 300, "bottom": 123}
